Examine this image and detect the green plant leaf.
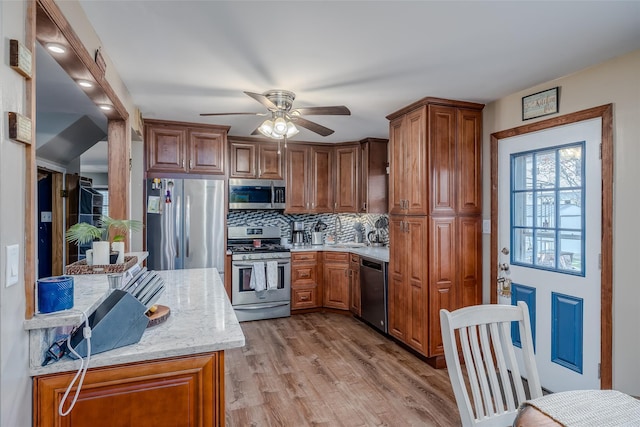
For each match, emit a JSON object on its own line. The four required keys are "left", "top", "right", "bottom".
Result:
{"left": 65, "top": 222, "right": 103, "bottom": 245}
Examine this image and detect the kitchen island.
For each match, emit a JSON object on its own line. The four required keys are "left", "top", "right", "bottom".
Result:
{"left": 27, "top": 268, "right": 244, "bottom": 427}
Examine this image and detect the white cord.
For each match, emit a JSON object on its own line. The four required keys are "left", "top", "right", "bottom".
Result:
{"left": 58, "top": 311, "right": 92, "bottom": 417}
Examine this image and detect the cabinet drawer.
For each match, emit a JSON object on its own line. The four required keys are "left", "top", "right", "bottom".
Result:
{"left": 292, "top": 252, "right": 317, "bottom": 262}
{"left": 292, "top": 264, "right": 317, "bottom": 286}
{"left": 324, "top": 252, "right": 349, "bottom": 263}
{"left": 292, "top": 286, "right": 320, "bottom": 309}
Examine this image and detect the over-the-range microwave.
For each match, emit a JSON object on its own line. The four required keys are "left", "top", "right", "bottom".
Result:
{"left": 228, "top": 179, "right": 286, "bottom": 210}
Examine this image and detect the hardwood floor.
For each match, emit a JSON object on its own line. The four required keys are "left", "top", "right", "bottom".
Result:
{"left": 225, "top": 312, "right": 461, "bottom": 426}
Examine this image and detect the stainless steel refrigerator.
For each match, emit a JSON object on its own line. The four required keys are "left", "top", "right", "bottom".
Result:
{"left": 146, "top": 178, "right": 225, "bottom": 278}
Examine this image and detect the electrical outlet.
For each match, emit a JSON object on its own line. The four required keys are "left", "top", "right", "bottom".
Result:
{"left": 482, "top": 220, "right": 491, "bottom": 234}
{"left": 6, "top": 244, "right": 19, "bottom": 287}
{"left": 41, "top": 211, "right": 52, "bottom": 222}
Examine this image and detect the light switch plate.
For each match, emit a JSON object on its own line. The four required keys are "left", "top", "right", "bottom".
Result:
{"left": 482, "top": 220, "right": 491, "bottom": 234}
{"left": 6, "top": 244, "right": 19, "bottom": 287}
{"left": 41, "top": 211, "right": 52, "bottom": 222}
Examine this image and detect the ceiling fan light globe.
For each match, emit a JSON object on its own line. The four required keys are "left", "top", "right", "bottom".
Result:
{"left": 258, "top": 119, "right": 274, "bottom": 136}
{"left": 273, "top": 117, "right": 288, "bottom": 135}
{"left": 286, "top": 122, "right": 299, "bottom": 138}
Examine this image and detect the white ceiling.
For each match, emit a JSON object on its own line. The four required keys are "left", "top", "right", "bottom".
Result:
{"left": 73, "top": 1, "right": 639, "bottom": 144}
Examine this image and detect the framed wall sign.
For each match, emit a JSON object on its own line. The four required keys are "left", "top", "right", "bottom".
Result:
{"left": 522, "top": 87, "right": 559, "bottom": 120}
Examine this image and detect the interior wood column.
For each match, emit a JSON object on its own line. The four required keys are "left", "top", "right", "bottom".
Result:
{"left": 25, "top": 0, "right": 37, "bottom": 318}
{"left": 51, "top": 172, "right": 64, "bottom": 276}
{"left": 108, "top": 119, "right": 131, "bottom": 244}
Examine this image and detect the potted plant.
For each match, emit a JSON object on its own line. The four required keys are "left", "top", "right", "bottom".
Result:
{"left": 66, "top": 216, "right": 142, "bottom": 265}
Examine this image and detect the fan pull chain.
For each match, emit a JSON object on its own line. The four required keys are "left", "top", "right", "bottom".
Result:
{"left": 277, "top": 140, "right": 281, "bottom": 155}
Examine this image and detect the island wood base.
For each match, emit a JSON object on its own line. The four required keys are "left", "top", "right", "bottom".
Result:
{"left": 33, "top": 352, "right": 224, "bottom": 427}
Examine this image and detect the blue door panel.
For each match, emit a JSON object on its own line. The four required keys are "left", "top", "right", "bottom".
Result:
{"left": 511, "top": 283, "right": 536, "bottom": 350}
{"left": 551, "top": 292, "right": 583, "bottom": 373}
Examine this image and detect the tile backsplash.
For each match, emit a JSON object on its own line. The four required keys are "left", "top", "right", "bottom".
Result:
{"left": 227, "top": 210, "right": 389, "bottom": 245}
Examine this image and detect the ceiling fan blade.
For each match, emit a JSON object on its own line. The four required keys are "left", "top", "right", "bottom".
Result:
{"left": 250, "top": 127, "right": 261, "bottom": 136}
{"left": 199, "top": 112, "right": 267, "bottom": 116}
{"left": 290, "top": 117, "right": 334, "bottom": 137}
{"left": 290, "top": 106, "right": 351, "bottom": 116}
{"left": 244, "top": 91, "right": 279, "bottom": 111}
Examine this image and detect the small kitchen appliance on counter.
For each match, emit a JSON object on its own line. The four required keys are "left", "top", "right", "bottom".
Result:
{"left": 290, "top": 221, "right": 306, "bottom": 246}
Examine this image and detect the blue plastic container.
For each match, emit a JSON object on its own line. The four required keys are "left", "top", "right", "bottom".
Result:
{"left": 37, "top": 276, "right": 74, "bottom": 314}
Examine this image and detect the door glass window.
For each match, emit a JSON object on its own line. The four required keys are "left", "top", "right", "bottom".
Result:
{"left": 511, "top": 143, "right": 585, "bottom": 275}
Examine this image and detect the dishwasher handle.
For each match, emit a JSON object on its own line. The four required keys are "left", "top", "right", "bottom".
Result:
{"left": 361, "top": 258, "right": 383, "bottom": 271}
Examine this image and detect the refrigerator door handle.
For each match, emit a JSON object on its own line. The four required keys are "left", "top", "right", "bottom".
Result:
{"left": 185, "top": 195, "right": 191, "bottom": 257}
{"left": 175, "top": 195, "right": 181, "bottom": 258}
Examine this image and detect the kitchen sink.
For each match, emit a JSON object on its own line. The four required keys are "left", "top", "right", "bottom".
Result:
{"left": 332, "top": 243, "right": 367, "bottom": 248}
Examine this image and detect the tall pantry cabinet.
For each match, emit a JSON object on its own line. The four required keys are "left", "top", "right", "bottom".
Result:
{"left": 386, "top": 97, "right": 483, "bottom": 366}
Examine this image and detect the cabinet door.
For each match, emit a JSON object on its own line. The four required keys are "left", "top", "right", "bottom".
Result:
{"left": 335, "top": 145, "right": 359, "bottom": 213}
{"left": 458, "top": 216, "right": 482, "bottom": 308}
{"left": 349, "top": 254, "right": 361, "bottom": 315}
{"left": 388, "top": 216, "right": 407, "bottom": 340}
{"left": 406, "top": 106, "right": 427, "bottom": 215}
{"left": 456, "top": 108, "right": 483, "bottom": 215}
{"left": 323, "top": 262, "right": 350, "bottom": 310}
{"left": 258, "top": 143, "right": 283, "bottom": 179}
{"left": 146, "top": 125, "right": 187, "bottom": 173}
{"left": 388, "top": 117, "right": 405, "bottom": 214}
{"left": 33, "top": 353, "right": 223, "bottom": 427}
{"left": 428, "top": 216, "right": 456, "bottom": 356}
{"left": 189, "top": 129, "right": 225, "bottom": 174}
{"left": 285, "top": 145, "right": 309, "bottom": 213}
{"left": 406, "top": 216, "right": 429, "bottom": 354}
{"left": 428, "top": 105, "right": 456, "bottom": 215}
{"left": 310, "top": 146, "right": 334, "bottom": 213}
{"left": 229, "top": 141, "right": 256, "bottom": 178}
{"left": 361, "top": 139, "right": 389, "bottom": 214}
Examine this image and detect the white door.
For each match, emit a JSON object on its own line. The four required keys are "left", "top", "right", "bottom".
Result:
{"left": 498, "top": 118, "right": 601, "bottom": 392}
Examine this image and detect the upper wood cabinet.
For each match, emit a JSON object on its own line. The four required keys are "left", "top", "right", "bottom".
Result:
{"left": 285, "top": 143, "right": 333, "bottom": 214}
{"left": 229, "top": 138, "right": 283, "bottom": 179}
{"left": 387, "top": 99, "right": 482, "bottom": 216}
{"left": 359, "top": 138, "right": 389, "bottom": 213}
{"left": 389, "top": 107, "right": 427, "bottom": 215}
{"left": 335, "top": 144, "right": 360, "bottom": 213}
{"left": 145, "top": 119, "right": 228, "bottom": 176}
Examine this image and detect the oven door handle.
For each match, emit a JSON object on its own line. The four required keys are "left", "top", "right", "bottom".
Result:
{"left": 234, "top": 262, "right": 290, "bottom": 267}
{"left": 234, "top": 302, "right": 290, "bottom": 310}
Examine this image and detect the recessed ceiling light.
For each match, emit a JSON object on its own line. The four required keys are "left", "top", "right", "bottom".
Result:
{"left": 77, "top": 79, "right": 94, "bottom": 88}
{"left": 46, "top": 43, "right": 66, "bottom": 54}
{"left": 98, "top": 104, "right": 113, "bottom": 111}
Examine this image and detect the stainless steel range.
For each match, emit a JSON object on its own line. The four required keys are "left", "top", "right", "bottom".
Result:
{"left": 228, "top": 226, "right": 291, "bottom": 321}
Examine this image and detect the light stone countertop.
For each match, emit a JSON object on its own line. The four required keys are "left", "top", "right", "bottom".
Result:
{"left": 30, "top": 268, "right": 245, "bottom": 377}
{"left": 289, "top": 244, "right": 389, "bottom": 262}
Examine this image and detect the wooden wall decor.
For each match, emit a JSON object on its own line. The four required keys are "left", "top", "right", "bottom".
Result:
{"left": 10, "top": 39, "right": 33, "bottom": 78}
{"left": 8, "top": 112, "right": 33, "bottom": 145}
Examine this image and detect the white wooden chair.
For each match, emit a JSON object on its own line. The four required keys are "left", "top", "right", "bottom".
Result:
{"left": 440, "top": 302, "right": 543, "bottom": 427}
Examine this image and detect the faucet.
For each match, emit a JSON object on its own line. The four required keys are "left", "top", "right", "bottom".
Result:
{"left": 334, "top": 215, "right": 342, "bottom": 243}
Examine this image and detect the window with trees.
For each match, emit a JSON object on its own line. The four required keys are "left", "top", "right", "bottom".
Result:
{"left": 511, "top": 142, "right": 585, "bottom": 276}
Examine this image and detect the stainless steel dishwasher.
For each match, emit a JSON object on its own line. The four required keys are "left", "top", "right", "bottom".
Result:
{"left": 360, "top": 256, "right": 388, "bottom": 334}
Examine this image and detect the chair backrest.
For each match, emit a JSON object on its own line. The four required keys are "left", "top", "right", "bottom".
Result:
{"left": 440, "top": 302, "right": 542, "bottom": 427}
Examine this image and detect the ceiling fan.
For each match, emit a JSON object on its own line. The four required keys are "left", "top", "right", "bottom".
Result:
{"left": 200, "top": 90, "right": 350, "bottom": 139}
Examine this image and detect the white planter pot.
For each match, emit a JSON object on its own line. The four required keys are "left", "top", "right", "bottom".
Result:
{"left": 111, "top": 242, "right": 125, "bottom": 264}
{"left": 92, "top": 241, "right": 111, "bottom": 265}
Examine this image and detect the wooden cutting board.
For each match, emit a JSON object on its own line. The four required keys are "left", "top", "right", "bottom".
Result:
{"left": 146, "top": 305, "right": 170, "bottom": 328}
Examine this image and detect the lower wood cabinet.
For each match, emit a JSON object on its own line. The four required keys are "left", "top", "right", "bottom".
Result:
{"left": 349, "top": 253, "right": 361, "bottom": 316}
{"left": 33, "top": 352, "right": 224, "bottom": 427}
{"left": 323, "top": 252, "right": 350, "bottom": 310}
{"left": 291, "top": 252, "right": 321, "bottom": 311}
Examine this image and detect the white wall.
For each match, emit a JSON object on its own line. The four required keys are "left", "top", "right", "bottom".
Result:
{"left": 0, "top": 1, "right": 32, "bottom": 425}
{"left": 482, "top": 49, "right": 640, "bottom": 395}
